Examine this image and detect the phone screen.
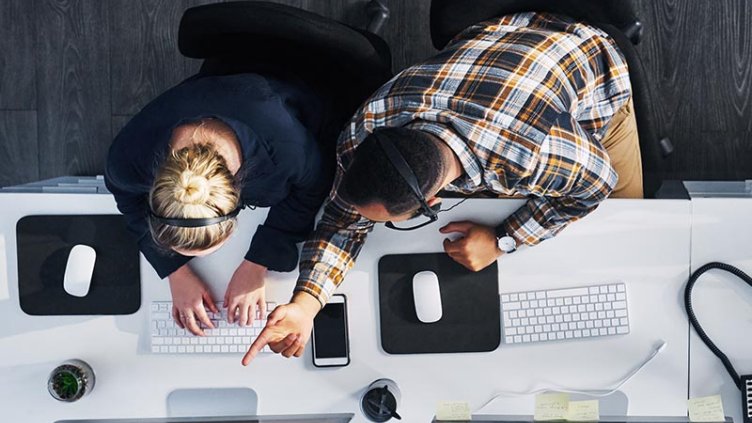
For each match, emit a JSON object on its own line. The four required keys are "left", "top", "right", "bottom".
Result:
{"left": 313, "top": 302, "right": 347, "bottom": 358}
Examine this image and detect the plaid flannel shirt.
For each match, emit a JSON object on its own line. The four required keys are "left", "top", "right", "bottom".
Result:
{"left": 296, "top": 12, "right": 631, "bottom": 306}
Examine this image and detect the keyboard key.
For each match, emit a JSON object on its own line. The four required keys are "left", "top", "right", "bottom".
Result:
{"left": 505, "top": 302, "right": 521, "bottom": 310}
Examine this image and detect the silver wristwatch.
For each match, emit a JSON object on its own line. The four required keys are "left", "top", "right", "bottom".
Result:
{"left": 497, "top": 233, "right": 517, "bottom": 254}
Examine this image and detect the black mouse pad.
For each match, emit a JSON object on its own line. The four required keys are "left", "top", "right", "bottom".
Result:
{"left": 378, "top": 253, "right": 500, "bottom": 354}
{"left": 17, "top": 215, "right": 141, "bottom": 315}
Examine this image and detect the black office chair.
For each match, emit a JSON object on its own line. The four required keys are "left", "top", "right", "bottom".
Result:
{"left": 430, "top": 0, "right": 674, "bottom": 198}
{"left": 178, "top": 1, "right": 393, "bottom": 126}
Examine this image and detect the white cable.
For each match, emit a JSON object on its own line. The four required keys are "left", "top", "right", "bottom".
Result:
{"left": 474, "top": 340, "right": 668, "bottom": 413}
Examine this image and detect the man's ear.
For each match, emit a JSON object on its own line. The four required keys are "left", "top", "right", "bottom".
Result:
{"left": 426, "top": 197, "right": 442, "bottom": 207}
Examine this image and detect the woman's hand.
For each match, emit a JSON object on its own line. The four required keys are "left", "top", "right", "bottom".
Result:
{"left": 224, "top": 260, "right": 267, "bottom": 326}
{"left": 168, "top": 264, "right": 219, "bottom": 336}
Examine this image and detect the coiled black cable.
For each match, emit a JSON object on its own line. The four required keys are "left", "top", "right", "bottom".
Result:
{"left": 684, "top": 262, "right": 752, "bottom": 390}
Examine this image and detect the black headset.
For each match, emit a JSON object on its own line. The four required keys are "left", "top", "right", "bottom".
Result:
{"left": 148, "top": 205, "right": 246, "bottom": 228}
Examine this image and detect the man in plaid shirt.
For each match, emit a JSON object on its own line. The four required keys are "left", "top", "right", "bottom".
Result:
{"left": 243, "top": 12, "right": 641, "bottom": 363}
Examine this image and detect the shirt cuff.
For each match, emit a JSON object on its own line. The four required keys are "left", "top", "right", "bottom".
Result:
{"left": 294, "top": 269, "right": 338, "bottom": 307}
{"left": 245, "top": 225, "right": 300, "bottom": 272}
{"left": 500, "top": 208, "right": 548, "bottom": 247}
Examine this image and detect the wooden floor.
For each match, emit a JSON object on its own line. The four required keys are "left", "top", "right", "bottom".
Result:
{"left": 1, "top": 0, "right": 750, "bottom": 187}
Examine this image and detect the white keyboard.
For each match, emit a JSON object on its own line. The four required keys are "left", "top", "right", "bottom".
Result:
{"left": 500, "top": 282, "right": 630, "bottom": 345}
{"left": 149, "top": 301, "right": 277, "bottom": 354}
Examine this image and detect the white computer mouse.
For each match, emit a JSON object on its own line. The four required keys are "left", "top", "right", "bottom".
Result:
{"left": 63, "top": 244, "right": 96, "bottom": 297}
{"left": 412, "top": 270, "right": 442, "bottom": 323}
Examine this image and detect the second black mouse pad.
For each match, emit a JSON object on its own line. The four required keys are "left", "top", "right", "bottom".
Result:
{"left": 17, "top": 214, "right": 141, "bottom": 315}
{"left": 378, "top": 253, "right": 500, "bottom": 354}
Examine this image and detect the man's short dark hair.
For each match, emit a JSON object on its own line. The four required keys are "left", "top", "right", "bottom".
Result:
{"left": 339, "top": 127, "right": 445, "bottom": 215}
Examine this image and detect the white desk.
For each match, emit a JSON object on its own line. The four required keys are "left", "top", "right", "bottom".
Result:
{"left": 688, "top": 198, "right": 752, "bottom": 423}
{"left": 0, "top": 194, "right": 692, "bottom": 422}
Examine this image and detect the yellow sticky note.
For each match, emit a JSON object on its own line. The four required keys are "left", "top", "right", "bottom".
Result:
{"left": 688, "top": 395, "right": 725, "bottom": 422}
{"left": 535, "top": 393, "right": 570, "bottom": 421}
{"left": 566, "top": 400, "right": 600, "bottom": 421}
{"left": 436, "top": 401, "right": 472, "bottom": 421}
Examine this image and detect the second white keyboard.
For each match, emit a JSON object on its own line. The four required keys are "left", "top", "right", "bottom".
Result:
{"left": 500, "top": 282, "right": 630, "bottom": 345}
{"left": 150, "top": 301, "right": 277, "bottom": 354}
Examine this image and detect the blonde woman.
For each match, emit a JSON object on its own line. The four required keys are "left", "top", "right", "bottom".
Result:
{"left": 105, "top": 73, "right": 335, "bottom": 336}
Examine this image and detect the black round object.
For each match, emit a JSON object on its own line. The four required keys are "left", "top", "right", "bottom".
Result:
{"left": 361, "top": 385, "right": 400, "bottom": 422}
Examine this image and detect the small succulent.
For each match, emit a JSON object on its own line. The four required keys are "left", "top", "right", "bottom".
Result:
{"left": 49, "top": 364, "right": 88, "bottom": 401}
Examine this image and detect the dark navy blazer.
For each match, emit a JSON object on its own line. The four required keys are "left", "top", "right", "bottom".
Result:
{"left": 105, "top": 73, "right": 334, "bottom": 279}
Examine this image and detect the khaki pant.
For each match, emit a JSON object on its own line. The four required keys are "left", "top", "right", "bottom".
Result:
{"left": 600, "top": 98, "right": 643, "bottom": 199}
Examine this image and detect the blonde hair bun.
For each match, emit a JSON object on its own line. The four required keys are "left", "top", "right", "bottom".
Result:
{"left": 175, "top": 170, "right": 211, "bottom": 204}
{"left": 149, "top": 119, "right": 241, "bottom": 253}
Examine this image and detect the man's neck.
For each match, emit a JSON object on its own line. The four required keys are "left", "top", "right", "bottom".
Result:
{"left": 434, "top": 137, "right": 464, "bottom": 189}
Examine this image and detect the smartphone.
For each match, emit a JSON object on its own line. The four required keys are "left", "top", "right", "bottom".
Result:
{"left": 311, "top": 294, "right": 350, "bottom": 367}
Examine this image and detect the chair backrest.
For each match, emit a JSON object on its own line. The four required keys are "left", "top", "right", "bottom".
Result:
{"left": 179, "top": 1, "right": 393, "bottom": 118}
{"left": 429, "top": 0, "right": 669, "bottom": 198}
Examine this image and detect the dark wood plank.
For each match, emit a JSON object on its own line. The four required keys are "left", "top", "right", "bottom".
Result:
{"left": 35, "top": 0, "right": 111, "bottom": 178}
{"left": 634, "top": 0, "right": 716, "bottom": 177}
{"left": 0, "top": 0, "right": 36, "bottom": 109}
{"left": 700, "top": 0, "right": 752, "bottom": 133}
{"left": 378, "top": 0, "right": 436, "bottom": 72}
{"left": 0, "top": 111, "right": 39, "bottom": 187}
{"left": 110, "top": 0, "right": 193, "bottom": 115}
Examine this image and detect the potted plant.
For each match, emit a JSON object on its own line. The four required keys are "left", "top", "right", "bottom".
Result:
{"left": 47, "top": 359, "right": 95, "bottom": 402}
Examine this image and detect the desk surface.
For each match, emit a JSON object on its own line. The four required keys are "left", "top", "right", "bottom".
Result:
{"left": 0, "top": 194, "right": 692, "bottom": 422}
{"left": 688, "top": 198, "right": 752, "bottom": 423}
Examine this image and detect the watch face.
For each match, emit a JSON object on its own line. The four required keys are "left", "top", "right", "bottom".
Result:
{"left": 499, "top": 236, "right": 516, "bottom": 252}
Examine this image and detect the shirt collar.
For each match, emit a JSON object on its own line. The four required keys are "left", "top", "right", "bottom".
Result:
{"left": 405, "top": 120, "right": 483, "bottom": 188}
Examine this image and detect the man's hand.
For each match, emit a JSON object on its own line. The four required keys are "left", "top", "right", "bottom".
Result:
{"left": 168, "top": 264, "right": 219, "bottom": 336}
{"left": 241, "top": 291, "right": 320, "bottom": 366}
{"left": 224, "top": 260, "right": 267, "bottom": 327}
{"left": 440, "top": 220, "right": 502, "bottom": 271}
